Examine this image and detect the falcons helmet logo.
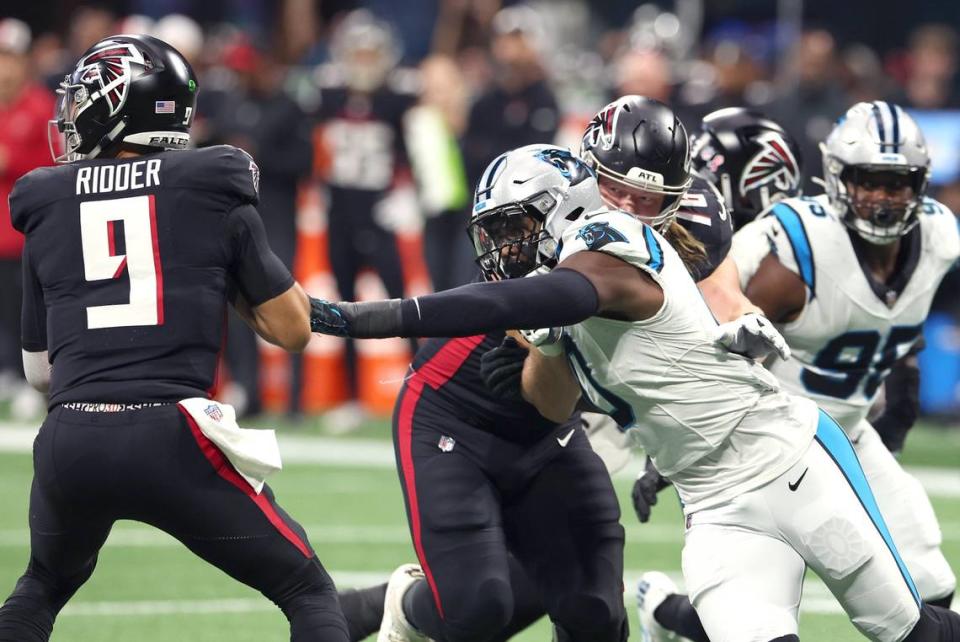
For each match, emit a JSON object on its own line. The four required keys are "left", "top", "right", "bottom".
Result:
{"left": 76, "top": 42, "right": 149, "bottom": 118}
{"left": 739, "top": 132, "right": 801, "bottom": 196}
{"left": 582, "top": 100, "right": 625, "bottom": 152}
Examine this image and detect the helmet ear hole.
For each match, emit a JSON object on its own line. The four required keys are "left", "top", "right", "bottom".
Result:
{"left": 565, "top": 207, "right": 584, "bottom": 221}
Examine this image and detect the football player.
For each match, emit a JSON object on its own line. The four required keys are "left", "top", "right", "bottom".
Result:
{"left": 0, "top": 34, "right": 363, "bottom": 642}
{"left": 733, "top": 101, "right": 958, "bottom": 601}
{"left": 634, "top": 104, "right": 957, "bottom": 642}
{"left": 368, "top": 160, "right": 627, "bottom": 641}
{"left": 575, "top": 99, "right": 798, "bottom": 511}
{"left": 310, "top": 143, "right": 960, "bottom": 642}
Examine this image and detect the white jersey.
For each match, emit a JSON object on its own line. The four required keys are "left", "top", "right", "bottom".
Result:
{"left": 730, "top": 195, "right": 960, "bottom": 434}
{"left": 557, "top": 210, "right": 818, "bottom": 512}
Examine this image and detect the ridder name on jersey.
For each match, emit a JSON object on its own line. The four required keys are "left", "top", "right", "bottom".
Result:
{"left": 76, "top": 159, "right": 161, "bottom": 195}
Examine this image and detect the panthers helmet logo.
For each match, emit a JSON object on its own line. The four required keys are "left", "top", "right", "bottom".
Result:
{"left": 75, "top": 42, "right": 148, "bottom": 118}
{"left": 536, "top": 148, "right": 595, "bottom": 186}
{"left": 739, "top": 132, "right": 800, "bottom": 196}
{"left": 575, "top": 221, "right": 627, "bottom": 251}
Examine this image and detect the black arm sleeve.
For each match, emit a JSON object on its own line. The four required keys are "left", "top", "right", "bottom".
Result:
{"left": 872, "top": 355, "right": 921, "bottom": 453}
{"left": 338, "top": 268, "right": 600, "bottom": 338}
{"left": 20, "top": 240, "right": 47, "bottom": 352}
{"left": 226, "top": 204, "right": 295, "bottom": 306}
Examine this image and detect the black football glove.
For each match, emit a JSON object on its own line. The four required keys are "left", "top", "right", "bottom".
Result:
{"left": 631, "top": 457, "right": 671, "bottom": 523}
{"left": 309, "top": 297, "right": 350, "bottom": 337}
{"left": 480, "top": 336, "right": 529, "bottom": 402}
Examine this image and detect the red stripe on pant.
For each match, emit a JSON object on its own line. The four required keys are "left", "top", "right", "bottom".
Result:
{"left": 177, "top": 404, "right": 312, "bottom": 558}
{"left": 397, "top": 335, "right": 487, "bottom": 619}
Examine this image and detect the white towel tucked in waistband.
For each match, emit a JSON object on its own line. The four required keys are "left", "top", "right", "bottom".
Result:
{"left": 178, "top": 397, "right": 282, "bottom": 494}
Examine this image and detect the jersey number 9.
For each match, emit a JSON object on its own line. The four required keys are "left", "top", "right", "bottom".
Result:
{"left": 79, "top": 194, "right": 164, "bottom": 329}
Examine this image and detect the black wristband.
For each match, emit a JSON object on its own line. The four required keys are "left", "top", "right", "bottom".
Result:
{"left": 337, "top": 299, "right": 405, "bottom": 338}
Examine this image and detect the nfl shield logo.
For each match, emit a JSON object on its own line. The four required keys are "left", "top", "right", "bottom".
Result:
{"left": 204, "top": 404, "right": 224, "bottom": 422}
{"left": 438, "top": 436, "right": 456, "bottom": 452}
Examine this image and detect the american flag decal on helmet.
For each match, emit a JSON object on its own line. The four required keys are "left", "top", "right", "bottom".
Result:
{"left": 79, "top": 42, "right": 147, "bottom": 118}
{"left": 739, "top": 132, "right": 800, "bottom": 195}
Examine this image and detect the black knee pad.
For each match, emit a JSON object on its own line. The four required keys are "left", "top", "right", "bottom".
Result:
{"left": 17, "top": 556, "right": 97, "bottom": 613}
{"left": 552, "top": 592, "right": 626, "bottom": 642}
{"left": 438, "top": 576, "right": 513, "bottom": 642}
{"left": 271, "top": 558, "right": 338, "bottom": 615}
{"left": 904, "top": 603, "right": 960, "bottom": 642}
{"left": 928, "top": 592, "right": 954, "bottom": 610}
{"left": 553, "top": 615, "right": 628, "bottom": 642}
{"left": 769, "top": 636, "right": 799, "bottom": 642}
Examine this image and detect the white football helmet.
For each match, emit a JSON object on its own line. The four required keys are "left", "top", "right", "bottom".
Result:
{"left": 468, "top": 144, "right": 604, "bottom": 280}
{"left": 820, "top": 101, "right": 930, "bottom": 245}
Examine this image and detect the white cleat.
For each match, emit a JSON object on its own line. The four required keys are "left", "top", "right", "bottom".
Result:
{"left": 377, "top": 564, "right": 431, "bottom": 642}
{"left": 636, "top": 571, "right": 682, "bottom": 642}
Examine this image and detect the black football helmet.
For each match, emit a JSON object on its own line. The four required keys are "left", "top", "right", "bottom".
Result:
{"left": 49, "top": 34, "right": 198, "bottom": 163}
{"left": 690, "top": 107, "right": 802, "bottom": 229}
{"left": 580, "top": 95, "right": 693, "bottom": 230}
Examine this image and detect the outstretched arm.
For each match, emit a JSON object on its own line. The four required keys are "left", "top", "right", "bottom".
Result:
{"left": 310, "top": 250, "right": 665, "bottom": 339}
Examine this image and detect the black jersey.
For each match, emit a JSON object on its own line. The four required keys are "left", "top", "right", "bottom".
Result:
{"left": 410, "top": 331, "right": 567, "bottom": 443}
{"left": 675, "top": 175, "right": 734, "bottom": 281}
{"left": 11, "top": 145, "right": 294, "bottom": 408}
{"left": 314, "top": 69, "right": 417, "bottom": 194}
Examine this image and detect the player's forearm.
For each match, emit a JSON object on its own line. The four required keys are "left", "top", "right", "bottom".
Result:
{"left": 698, "top": 257, "right": 762, "bottom": 323}
{"left": 311, "top": 269, "right": 600, "bottom": 338}
{"left": 243, "top": 283, "right": 312, "bottom": 352}
{"left": 520, "top": 346, "right": 580, "bottom": 423}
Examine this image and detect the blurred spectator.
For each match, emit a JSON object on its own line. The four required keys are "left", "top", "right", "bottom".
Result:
{"left": 407, "top": 54, "right": 474, "bottom": 291}
{"left": 461, "top": 5, "right": 560, "bottom": 191}
{"left": 152, "top": 13, "right": 204, "bottom": 68}
{"left": 889, "top": 24, "right": 960, "bottom": 109}
{"left": 312, "top": 10, "right": 418, "bottom": 430}
{"left": 613, "top": 47, "right": 672, "bottom": 103}
{"left": 43, "top": 5, "right": 115, "bottom": 91}
{"left": 206, "top": 38, "right": 314, "bottom": 417}
{"left": 0, "top": 19, "right": 54, "bottom": 409}
{"left": 768, "top": 29, "right": 850, "bottom": 191}
{"left": 840, "top": 43, "right": 893, "bottom": 103}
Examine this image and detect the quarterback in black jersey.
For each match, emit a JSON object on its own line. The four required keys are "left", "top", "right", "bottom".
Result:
{"left": 0, "top": 35, "right": 356, "bottom": 642}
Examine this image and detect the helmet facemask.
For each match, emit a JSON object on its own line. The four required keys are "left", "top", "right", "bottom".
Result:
{"left": 468, "top": 190, "right": 558, "bottom": 280}
{"left": 587, "top": 152, "right": 692, "bottom": 231}
{"left": 833, "top": 162, "right": 927, "bottom": 245}
{"left": 49, "top": 68, "right": 127, "bottom": 163}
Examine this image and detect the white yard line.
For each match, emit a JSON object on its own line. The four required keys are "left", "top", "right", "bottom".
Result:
{"left": 54, "top": 570, "right": 914, "bottom": 618}
{"left": 7, "top": 424, "right": 958, "bottom": 496}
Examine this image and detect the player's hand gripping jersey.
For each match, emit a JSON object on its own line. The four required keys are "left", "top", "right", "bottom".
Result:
{"left": 731, "top": 195, "right": 960, "bottom": 434}
{"left": 11, "top": 145, "right": 293, "bottom": 407}
{"left": 556, "top": 208, "right": 817, "bottom": 512}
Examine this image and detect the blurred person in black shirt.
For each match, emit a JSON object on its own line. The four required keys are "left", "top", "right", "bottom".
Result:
{"left": 888, "top": 24, "right": 960, "bottom": 110}
{"left": 312, "top": 10, "right": 418, "bottom": 430}
{"left": 461, "top": 6, "right": 560, "bottom": 192}
{"left": 206, "top": 37, "right": 314, "bottom": 418}
{"left": 767, "top": 29, "right": 851, "bottom": 193}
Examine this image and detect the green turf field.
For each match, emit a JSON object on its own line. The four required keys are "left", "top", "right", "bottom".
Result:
{"left": 0, "top": 418, "right": 956, "bottom": 641}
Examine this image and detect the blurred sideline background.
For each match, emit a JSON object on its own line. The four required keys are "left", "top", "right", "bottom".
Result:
{"left": 0, "top": 2, "right": 959, "bottom": 639}
{"left": 1, "top": 0, "right": 960, "bottom": 428}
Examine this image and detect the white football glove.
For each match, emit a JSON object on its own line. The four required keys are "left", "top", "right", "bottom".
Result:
{"left": 520, "top": 327, "right": 565, "bottom": 356}
{"left": 713, "top": 313, "right": 791, "bottom": 361}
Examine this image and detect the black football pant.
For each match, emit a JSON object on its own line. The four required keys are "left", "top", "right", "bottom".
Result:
{"left": 0, "top": 404, "right": 349, "bottom": 642}
{"left": 392, "top": 388, "right": 627, "bottom": 642}
{"left": 327, "top": 192, "right": 411, "bottom": 399}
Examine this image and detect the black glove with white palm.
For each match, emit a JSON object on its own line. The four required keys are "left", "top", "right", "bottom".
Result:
{"left": 713, "top": 312, "right": 791, "bottom": 361}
